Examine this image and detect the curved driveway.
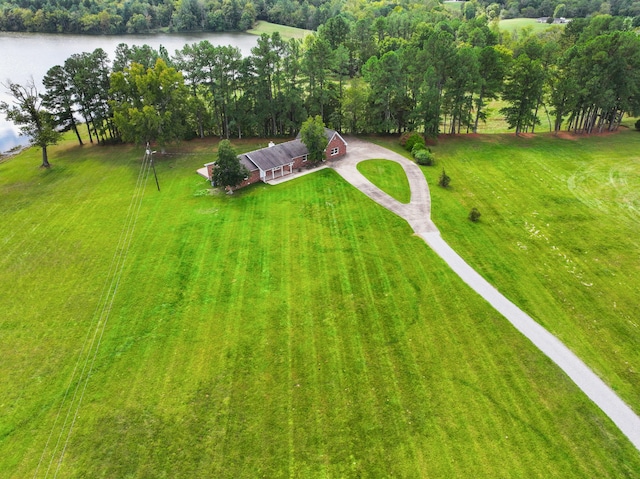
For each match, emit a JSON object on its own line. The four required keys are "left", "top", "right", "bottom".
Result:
{"left": 331, "top": 137, "right": 640, "bottom": 452}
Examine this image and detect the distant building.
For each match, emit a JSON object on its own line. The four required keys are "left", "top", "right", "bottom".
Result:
{"left": 537, "top": 16, "right": 568, "bottom": 23}
{"left": 198, "top": 128, "right": 348, "bottom": 189}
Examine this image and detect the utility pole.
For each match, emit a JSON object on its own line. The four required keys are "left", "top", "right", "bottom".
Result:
{"left": 146, "top": 142, "right": 160, "bottom": 191}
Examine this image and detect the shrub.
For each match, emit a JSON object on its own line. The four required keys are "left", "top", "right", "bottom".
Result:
{"left": 403, "top": 132, "right": 426, "bottom": 152}
{"left": 635, "top": 119, "right": 640, "bottom": 131}
{"left": 411, "top": 143, "right": 427, "bottom": 156}
{"left": 438, "top": 169, "right": 451, "bottom": 188}
{"left": 414, "top": 149, "right": 434, "bottom": 166}
{"left": 468, "top": 207, "right": 481, "bottom": 222}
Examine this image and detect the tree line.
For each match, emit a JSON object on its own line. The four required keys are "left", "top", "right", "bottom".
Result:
{"left": 480, "top": 0, "right": 640, "bottom": 22}
{"left": 2, "top": 0, "right": 640, "bottom": 35}
{"left": 2, "top": 14, "right": 640, "bottom": 167}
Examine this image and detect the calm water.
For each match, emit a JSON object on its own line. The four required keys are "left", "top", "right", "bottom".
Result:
{"left": 0, "top": 31, "right": 258, "bottom": 153}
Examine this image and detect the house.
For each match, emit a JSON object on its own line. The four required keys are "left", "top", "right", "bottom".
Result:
{"left": 198, "top": 128, "right": 348, "bottom": 189}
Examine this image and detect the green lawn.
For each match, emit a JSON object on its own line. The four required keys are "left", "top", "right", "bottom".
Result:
{"left": 248, "top": 20, "right": 312, "bottom": 40}
{"left": 372, "top": 130, "right": 640, "bottom": 418}
{"left": 1, "top": 134, "right": 640, "bottom": 477}
{"left": 357, "top": 159, "right": 411, "bottom": 203}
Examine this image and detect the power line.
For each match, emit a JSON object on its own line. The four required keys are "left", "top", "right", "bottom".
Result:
{"left": 34, "top": 149, "right": 153, "bottom": 478}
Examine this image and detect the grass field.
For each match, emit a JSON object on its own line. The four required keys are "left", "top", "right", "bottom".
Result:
{"left": 443, "top": 0, "right": 463, "bottom": 12}
{"left": 373, "top": 129, "right": 640, "bottom": 417}
{"left": 498, "top": 18, "right": 565, "bottom": 34}
{"left": 475, "top": 98, "right": 512, "bottom": 134}
{"left": 248, "top": 20, "right": 312, "bottom": 40}
{"left": 356, "top": 159, "right": 411, "bottom": 203}
{"left": 2, "top": 134, "right": 640, "bottom": 477}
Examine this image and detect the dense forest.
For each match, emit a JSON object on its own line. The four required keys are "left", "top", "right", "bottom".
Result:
{"left": 0, "top": 0, "right": 340, "bottom": 33}
{"left": 5, "top": 12, "right": 636, "bottom": 154}
{"left": 1, "top": 0, "right": 640, "bottom": 34}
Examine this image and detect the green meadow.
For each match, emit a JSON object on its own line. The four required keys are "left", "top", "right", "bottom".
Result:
{"left": 498, "top": 17, "right": 564, "bottom": 34}
{"left": 1, "top": 133, "right": 640, "bottom": 477}
{"left": 443, "top": 0, "right": 464, "bottom": 12}
{"left": 248, "top": 20, "right": 312, "bottom": 40}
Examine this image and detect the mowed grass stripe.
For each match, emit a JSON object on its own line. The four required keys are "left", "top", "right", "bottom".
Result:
{"left": 350, "top": 204, "right": 424, "bottom": 470}
{"left": 329, "top": 180, "right": 395, "bottom": 473}
{"left": 321, "top": 181, "right": 383, "bottom": 476}
{"left": 295, "top": 178, "right": 333, "bottom": 476}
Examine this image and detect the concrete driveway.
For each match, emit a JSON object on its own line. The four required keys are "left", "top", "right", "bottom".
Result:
{"left": 331, "top": 136, "right": 640, "bottom": 452}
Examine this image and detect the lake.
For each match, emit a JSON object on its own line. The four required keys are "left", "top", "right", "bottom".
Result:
{"left": 0, "top": 31, "right": 259, "bottom": 153}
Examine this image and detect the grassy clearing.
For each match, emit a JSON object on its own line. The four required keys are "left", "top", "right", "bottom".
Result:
{"left": 248, "top": 20, "right": 312, "bottom": 40}
{"left": 443, "top": 0, "right": 463, "bottom": 11}
{"left": 373, "top": 130, "right": 640, "bottom": 416}
{"left": 498, "top": 18, "right": 565, "bottom": 34}
{"left": 1, "top": 134, "right": 640, "bottom": 477}
{"left": 356, "top": 159, "right": 411, "bottom": 204}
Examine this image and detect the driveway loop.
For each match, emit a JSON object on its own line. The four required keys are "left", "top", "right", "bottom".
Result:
{"left": 332, "top": 137, "right": 640, "bottom": 452}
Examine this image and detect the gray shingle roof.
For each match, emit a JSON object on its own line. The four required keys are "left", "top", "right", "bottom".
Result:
{"left": 239, "top": 156, "right": 258, "bottom": 172}
{"left": 295, "top": 127, "right": 339, "bottom": 142}
{"left": 239, "top": 128, "right": 346, "bottom": 172}
{"left": 241, "top": 139, "right": 308, "bottom": 171}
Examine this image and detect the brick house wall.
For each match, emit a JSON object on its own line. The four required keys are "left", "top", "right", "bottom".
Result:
{"left": 206, "top": 162, "right": 261, "bottom": 191}
{"left": 325, "top": 134, "right": 347, "bottom": 160}
{"left": 292, "top": 154, "right": 308, "bottom": 170}
{"left": 231, "top": 168, "right": 261, "bottom": 190}
{"left": 206, "top": 162, "right": 215, "bottom": 180}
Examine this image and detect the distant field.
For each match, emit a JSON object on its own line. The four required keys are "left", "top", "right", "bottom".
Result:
{"left": 499, "top": 17, "right": 565, "bottom": 34}
{"left": 443, "top": 0, "right": 463, "bottom": 11}
{"left": 2, "top": 133, "right": 640, "bottom": 476}
{"left": 248, "top": 20, "right": 312, "bottom": 40}
{"left": 475, "top": 98, "right": 511, "bottom": 134}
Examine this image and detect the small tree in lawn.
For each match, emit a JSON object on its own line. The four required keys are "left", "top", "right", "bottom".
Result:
{"left": 468, "top": 207, "right": 481, "bottom": 222}
{"left": 300, "top": 115, "right": 328, "bottom": 165}
{"left": 211, "top": 140, "right": 249, "bottom": 192}
{"left": 0, "top": 79, "right": 61, "bottom": 168}
{"left": 439, "top": 168, "right": 451, "bottom": 188}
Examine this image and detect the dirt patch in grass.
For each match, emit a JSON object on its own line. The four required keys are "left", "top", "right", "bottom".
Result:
{"left": 555, "top": 130, "right": 623, "bottom": 140}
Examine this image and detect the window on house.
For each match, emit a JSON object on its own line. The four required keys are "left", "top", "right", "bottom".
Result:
{"left": 330, "top": 147, "right": 339, "bottom": 156}
{"left": 302, "top": 154, "right": 308, "bottom": 162}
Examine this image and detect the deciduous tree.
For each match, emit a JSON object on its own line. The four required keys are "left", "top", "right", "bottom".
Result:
{"left": 299, "top": 115, "right": 328, "bottom": 164}
{"left": 0, "top": 79, "right": 61, "bottom": 168}
{"left": 211, "top": 139, "right": 248, "bottom": 190}
{"left": 110, "top": 58, "right": 193, "bottom": 147}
